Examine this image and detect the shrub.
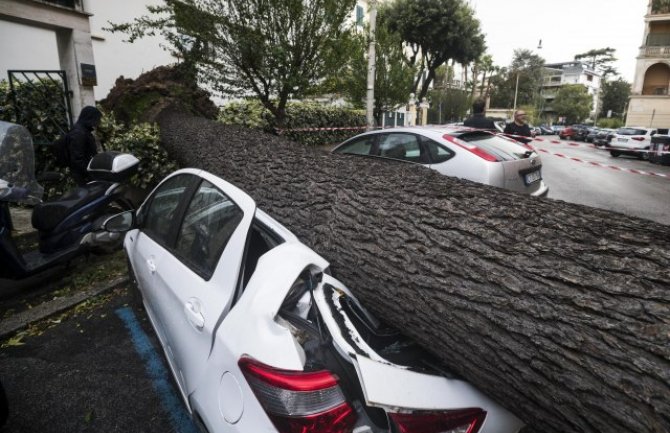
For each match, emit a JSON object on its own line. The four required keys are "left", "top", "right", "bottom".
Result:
{"left": 0, "top": 79, "right": 69, "bottom": 145}
{"left": 217, "top": 99, "right": 270, "bottom": 129}
{"left": 596, "top": 118, "right": 624, "bottom": 129}
{"left": 219, "top": 100, "right": 366, "bottom": 147}
{"left": 98, "top": 111, "right": 178, "bottom": 191}
{"left": 0, "top": 80, "right": 16, "bottom": 123}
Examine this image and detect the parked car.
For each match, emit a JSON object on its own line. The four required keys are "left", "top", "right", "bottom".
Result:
{"left": 551, "top": 125, "right": 566, "bottom": 135}
{"left": 559, "top": 124, "right": 589, "bottom": 141}
{"left": 608, "top": 126, "right": 657, "bottom": 159}
{"left": 332, "top": 126, "right": 549, "bottom": 197}
{"left": 539, "top": 126, "right": 554, "bottom": 135}
{"left": 105, "top": 168, "right": 524, "bottom": 433}
{"left": 584, "top": 128, "right": 601, "bottom": 143}
{"left": 593, "top": 128, "right": 615, "bottom": 147}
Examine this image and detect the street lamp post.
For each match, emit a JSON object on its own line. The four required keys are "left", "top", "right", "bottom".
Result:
{"left": 366, "top": 0, "right": 377, "bottom": 130}
{"left": 513, "top": 40, "right": 542, "bottom": 117}
{"left": 512, "top": 72, "right": 520, "bottom": 113}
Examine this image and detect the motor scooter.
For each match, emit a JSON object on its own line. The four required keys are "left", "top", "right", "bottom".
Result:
{"left": 0, "top": 120, "right": 142, "bottom": 281}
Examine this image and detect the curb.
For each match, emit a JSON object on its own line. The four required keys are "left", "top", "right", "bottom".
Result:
{"left": 0, "top": 276, "right": 129, "bottom": 340}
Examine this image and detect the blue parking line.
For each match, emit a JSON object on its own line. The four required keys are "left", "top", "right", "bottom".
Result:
{"left": 115, "top": 307, "right": 199, "bottom": 433}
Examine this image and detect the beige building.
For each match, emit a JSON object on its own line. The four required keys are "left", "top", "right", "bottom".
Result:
{"left": 628, "top": 0, "right": 670, "bottom": 127}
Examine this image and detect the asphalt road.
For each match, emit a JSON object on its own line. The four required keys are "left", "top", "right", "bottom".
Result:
{"left": 0, "top": 286, "right": 198, "bottom": 433}
{"left": 532, "top": 136, "right": 670, "bottom": 225}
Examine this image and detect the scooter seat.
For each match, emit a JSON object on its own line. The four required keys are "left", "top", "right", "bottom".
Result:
{"left": 32, "top": 182, "right": 109, "bottom": 232}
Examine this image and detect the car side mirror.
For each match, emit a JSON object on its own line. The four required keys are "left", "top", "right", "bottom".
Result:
{"left": 103, "top": 210, "right": 136, "bottom": 233}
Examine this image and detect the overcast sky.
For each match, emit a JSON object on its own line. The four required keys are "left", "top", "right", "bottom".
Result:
{"left": 469, "top": 0, "right": 649, "bottom": 81}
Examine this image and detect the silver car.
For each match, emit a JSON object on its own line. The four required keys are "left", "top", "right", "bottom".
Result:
{"left": 332, "top": 126, "right": 549, "bottom": 197}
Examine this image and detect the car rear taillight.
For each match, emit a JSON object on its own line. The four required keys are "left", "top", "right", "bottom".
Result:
{"left": 631, "top": 136, "right": 645, "bottom": 141}
{"left": 443, "top": 134, "right": 499, "bottom": 162}
{"left": 239, "top": 357, "right": 356, "bottom": 433}
{"left": 389, "top": 408, "right": 487, "bottom": 433}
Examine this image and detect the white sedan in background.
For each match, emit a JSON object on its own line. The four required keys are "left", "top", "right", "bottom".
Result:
{"left": 105, "top": 168, "right": 524, "bottom": 433}
{"left": 332, "top": 126, "right": 549, "bottom": 197}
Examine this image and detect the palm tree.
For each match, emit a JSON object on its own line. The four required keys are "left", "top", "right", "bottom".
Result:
{"left": 478, "top": 54, "right": 494, "bottom": 97}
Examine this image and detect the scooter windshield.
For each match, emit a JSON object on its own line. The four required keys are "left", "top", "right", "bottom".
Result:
{"left": 0, "top": 121, "right": 44, "bottom": 204}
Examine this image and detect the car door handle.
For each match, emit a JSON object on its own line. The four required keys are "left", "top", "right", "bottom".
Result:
{"left": 184, "top": 301, "right": 205, "bottom": 330}
{"left": 146, "top": 259, "right": 157, "bottom": 274}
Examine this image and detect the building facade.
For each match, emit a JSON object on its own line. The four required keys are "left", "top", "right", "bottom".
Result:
{"left": 0, "top": 0, "right": 97, "bottom": 116}
{"left": 540, "top": 62, "right": 602, "bottom": 123}
{"left": 628, "top": 0, "right": 670, "bottom": 127}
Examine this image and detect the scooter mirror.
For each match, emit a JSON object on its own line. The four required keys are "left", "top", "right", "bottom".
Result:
{"left": 103, "top": 211, "right": 135, "bottom": 233}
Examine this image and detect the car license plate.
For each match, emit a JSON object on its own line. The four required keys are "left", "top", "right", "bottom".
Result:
{"left": 525, "top": 170, "right": 541, "bottom": 184}
{"left": 618, "top": 138, "right": 628, "bottom": 143}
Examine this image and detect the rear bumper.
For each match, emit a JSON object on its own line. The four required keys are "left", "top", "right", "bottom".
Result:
{"left": 609, "top": 145, "right": 649, "bottom": 156}
{"left": 530, "top": 181, "right": 549, "bottom": 197}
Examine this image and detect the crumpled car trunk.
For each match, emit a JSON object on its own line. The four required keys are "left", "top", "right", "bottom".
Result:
{"left": 276, "top": 269, "right": 524, "bottom": 433}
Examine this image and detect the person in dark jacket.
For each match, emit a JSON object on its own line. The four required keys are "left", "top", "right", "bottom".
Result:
{"left": 463, "top": 98, "right": 496, "bottom": 130}
{"left": 503, "top": 110, "right": 532, "bottom": 140}
{"left": 67, "top": 106, "right": 102, "bottom": 186}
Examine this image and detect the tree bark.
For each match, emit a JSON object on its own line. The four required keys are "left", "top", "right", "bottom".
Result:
{"left": 155, "top": 110, "right": 670, "bottom": 433}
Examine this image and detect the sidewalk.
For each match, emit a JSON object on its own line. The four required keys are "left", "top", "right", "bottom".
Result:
{"left": 2, "top": 206, "right": 129, "bottom": 339}
{"left": 0, "top": 276, "right": 128, "bottom": 340}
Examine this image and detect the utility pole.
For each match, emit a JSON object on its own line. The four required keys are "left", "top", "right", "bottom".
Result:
{"left": 513, "top": 72, "right": 520, "bottom": 112}
{"left": 366, "top": 0, "right": 377, "bottom": 130}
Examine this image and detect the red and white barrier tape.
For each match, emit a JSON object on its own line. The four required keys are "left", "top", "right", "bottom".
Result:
{"left": 532, "top": 137, "right": 670, "bottom": 155}
{"left": 534, "top": 148, "right": 670, "bottom": 179}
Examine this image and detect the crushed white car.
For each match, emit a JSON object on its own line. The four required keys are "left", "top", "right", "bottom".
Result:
{"left": 105, "top": 168, "right": 525, "bottom": 433}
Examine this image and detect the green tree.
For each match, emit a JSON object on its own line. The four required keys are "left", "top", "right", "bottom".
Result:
{"left": 328, "top": 21, "right": 415, "bottom": 124}
{"left": 107, "top": 0, "right": 356, "bottom": 126}
{"left": 477, "top": 54, "right": 495, "bottom": 97}
{"left": 653, "top": 0, "right": 670, "bottom": 14}
{"left": 490, "top": 49, "right": 545, "bottom": 109}
{"left": 383, "top": 0, "right": 485, "bottom": 101}
{"left": 599, "top": 78, "right": 631, "bottom": 118}
{"left": 574, "top": 47, "right": 618, "bottom": 78}
{"left": 427, "top": 88, "right": 469, "bottom": 123}
{"left": 553, "top": 84, "right": 592, "bottom": 124}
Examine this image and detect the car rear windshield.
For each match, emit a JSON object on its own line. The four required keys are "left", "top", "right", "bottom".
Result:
{"left": 454, "top": 131, "right": 532, "bottom": 161}
{"left": 616, "top": 128, "right": 647, "bottom": 136}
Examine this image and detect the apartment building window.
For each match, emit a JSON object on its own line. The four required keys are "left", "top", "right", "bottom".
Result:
{"left": 356, "top": 5, "right": 364, "bottom": 26}
{"left": 586, "top": 74, "right": 593, "bottom": 82}
{"left": 43, "top": 0, "right": 76, "bottom": 8}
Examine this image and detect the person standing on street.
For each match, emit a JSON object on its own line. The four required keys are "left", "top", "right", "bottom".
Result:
{"left": 503, "top": 110, "right": 532, "bottom": 141}
{"left": 66, "top": 106, "right": 102, "bottom": 186}
{"left": 463, "top": 98, "right": 497, "bottom": 130}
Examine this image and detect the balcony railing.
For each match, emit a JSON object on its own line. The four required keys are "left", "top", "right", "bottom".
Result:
{"left": 641, "top": 46, "right": 670, "bottom": 57}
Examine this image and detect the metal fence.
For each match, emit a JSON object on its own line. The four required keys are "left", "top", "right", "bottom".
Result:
{"left": 8, "top": 70, "right": 73, "bottom": 145}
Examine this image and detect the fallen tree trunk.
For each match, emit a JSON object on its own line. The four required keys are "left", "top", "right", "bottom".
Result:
{"left": 156, "top": 110, "right": 670, "bottom": 433}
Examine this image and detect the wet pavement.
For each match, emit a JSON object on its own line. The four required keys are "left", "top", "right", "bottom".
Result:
{"left": 533, "top": 137, "right": 670, "bottom": 225}
{"left": 0, "top": 286, "right": 198, "bottom": 433}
